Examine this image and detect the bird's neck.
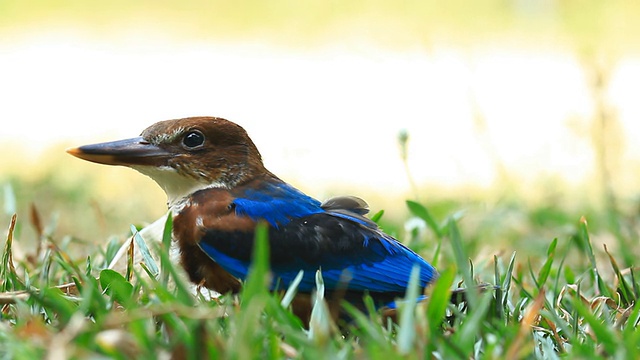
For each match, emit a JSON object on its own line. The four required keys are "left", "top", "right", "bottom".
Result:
{"left": 131, "top": 165, "right": 229, "bottom": 210}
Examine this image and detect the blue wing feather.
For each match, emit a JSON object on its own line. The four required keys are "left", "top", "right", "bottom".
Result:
{"left": 197, "top": 179, "right": 437, "bottom": 299}
{"left": 232, "top": 181, "right": 323, "bottom": 227}
{"left": 199, "top": 211, "right": 436, "bottom": 294}
{"left": 199, "top": 240, "right": 434, "bottom": 294}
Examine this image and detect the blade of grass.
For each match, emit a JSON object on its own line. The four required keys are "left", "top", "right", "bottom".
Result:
{"left": 603, "top": 244, "right": 634, "bottom": 307}
{"left": 397, "top": 264, "right": 420, "bottom": 355}
{"left": 623, "top": 300, "right": 640, "bottom": 336}
{"left": 502, "top": 252, "right": 516, "bottom": 319}
{"left": 153, "top": 242, "right": 194, "bottom": 306}
{"left": 1, "top": 214, "right": 23, "bottom": 291}
{"left": 241, "top": 221, "right": 270, "bottom": 304}
{"left": 407, "top": 200, "right": 442, "bottom": 239}
{"left": 431, "top": 236, "right": 442, "bottom": 269}
{"left": 448, "top": 218, "right": 477, "bottom": 307}
{"left": 494, "top": 255, "right": 504, "bottom": 319}
{"left": 553, "top": 240, "right": 572, "bottom": 298}
{"left": 160, "top": 212, "right": 173, "bottom": 287}
{"left": 370, "top": 209, "right": 384, "bottom": 223}
{"left": 99, "top": 269, "right": 134, "bottom": 308}
{"left": 622, "top": 302, "right": 640, "bottom": 358}
{"left": 342, "top": 299, "right": 388, "bottom": 346}
{"left": 280, "top": 270, "right": 303, "bottom": 308}
{"left": 631, "top": 268, "right": 639, "bottom": 301}
{"left": 29, "top": 287, "right": 78, "bottom": 326}
{"left": 505, "top": 290, "right": 545, "bottom": 359}
{"left": 577, "top": 217, "right": 611, "bottom": 297}
{"left": 571, "top": 293, "right": 617, "bottom": 355}
{"left": 454, "top": 291, "right": 493, "bottom": 353}
{"left": 308, "top": 270, "right": 332, "bottom": 344}
{"left": 426, "top": 267, "right": 454, "bottom": 336}
{"left": 126, "top": 233, "right": 134, "bottom": 281}
{"left": 536, "top": 238, "right": 558, "bottom": 290}
{"left": 130, "top": 225, "right": 159, "bottom": 279}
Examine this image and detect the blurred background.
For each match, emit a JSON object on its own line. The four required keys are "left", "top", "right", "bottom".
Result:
{"left": 1, "top": 1, "right": 640, "bottom": 261}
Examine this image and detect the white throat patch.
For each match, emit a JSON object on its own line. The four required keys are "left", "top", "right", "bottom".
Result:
{"left": 131, "top": 165, "right": 227, "bottom": 208}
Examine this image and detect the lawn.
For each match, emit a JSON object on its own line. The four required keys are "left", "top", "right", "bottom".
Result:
{"left": 1, "top": 1, "right": 639, "bottom": 358}
{"left": 1, "top": 155, "right": 639, "bottom": 359}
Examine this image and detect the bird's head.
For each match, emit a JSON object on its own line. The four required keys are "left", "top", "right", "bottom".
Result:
{"left": 68, "top": 117, "right": 266, "bottom": 207}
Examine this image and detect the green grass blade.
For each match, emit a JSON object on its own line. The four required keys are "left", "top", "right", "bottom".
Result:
{"left": 454, "top": 291, "right": 493, "bottom": 353}
{"left": 431, "top": 236, "right": 442, "bottom": 268}
{"left": 576, "top": 217, "right": 612, "bottom": 297}
{"left": 623, "top": 301, "right": 640, "bottom": 337}
{"left": 130, "top": 225, "right": 159, "bottom": 278}
{"left": 280, "top": 270, "right": 303, "bottom": 308}
{"left": 572, "top": 295, "right": 617, "bottom": 355}
{"left": 494, "top": 255, "right": 504, "bottom": 319}
{"left": 341, "top": 301, "right": 387, "bottom": 345}
{"left": 370, "top": 209, "right": 384, "bottom": 223}
{"left": 426, "top": 267, "right": 454, "bottom": 335}
{"left": 577, "top": 217, "right": 596, "bottom": 269}
{"left": 448, "top": 218, "right": 477, "bottom": 306}
{"left": 502, "top": 251, "right": 516, "bottom": 318}
{"left": 160, "top": 213, "right": 173, "bottom": 287}
{"left": 241, "top": 222, "right": 270, "bottom": 304}
{"left": 603, "top": 244, "right": 634, "bottom": 307}
{"left": 29, "top": 287, "right": 78, "bottom": 326}
{"left": 1, "top": 214, "right": 23, "bottom": 291}
{"left": 397, "top": 264, "right": 420, "bottom": 355}
{"left": 535, "top": 238, "right": 557, "bottom": 290}
{"left": 99, "top": 269, "right": 134, "bottom": 308}
{"left": 308, "top": 270, "right": 332, "bottom": 344}
{"left": 407, "top": 200, "right": 442, "bottom": 238}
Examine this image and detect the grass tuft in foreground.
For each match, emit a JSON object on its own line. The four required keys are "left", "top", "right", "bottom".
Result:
{"left": 1, "top": 198, "right": 639, "bottom": 359}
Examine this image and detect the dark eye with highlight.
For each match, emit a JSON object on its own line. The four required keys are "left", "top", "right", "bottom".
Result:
{"left": 183, "top": 130, "right": 205, "bottom": 149}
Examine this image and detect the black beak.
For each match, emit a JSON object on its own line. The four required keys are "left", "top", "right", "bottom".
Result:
{"left": 67, "top": 136, "right": 171, "bottom": 167}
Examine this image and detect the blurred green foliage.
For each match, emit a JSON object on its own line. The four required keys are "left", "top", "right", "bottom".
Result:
{"left": 2, "top": 0, "right": 639, "bottom": 54}
{"left": 0, "top": 146, "right": 166, "bottom": 258}
{"left": 2, "top": 139, "right": 639, "bottom": 271}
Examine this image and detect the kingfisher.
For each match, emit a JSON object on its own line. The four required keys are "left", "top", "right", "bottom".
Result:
{"left": 67, "top": 116, "right": 437, "bottom": 323}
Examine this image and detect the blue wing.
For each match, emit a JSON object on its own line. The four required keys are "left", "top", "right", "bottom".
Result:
{"left": 197, "top": 182, "right": 437, "bottom": 295}
{"left": 232, "top": 180, "right": 323, "bottom": 228}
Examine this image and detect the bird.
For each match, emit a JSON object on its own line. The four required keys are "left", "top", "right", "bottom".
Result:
{"left": 67, "top": 116, "right": 437, "bottom": 324}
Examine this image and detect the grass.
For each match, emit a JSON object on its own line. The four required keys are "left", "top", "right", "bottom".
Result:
{"left": 2, "top": 2, "right": 638, "bottom": 355}
{"left": 1, "top": 177, "right": 640, "bottom": 359}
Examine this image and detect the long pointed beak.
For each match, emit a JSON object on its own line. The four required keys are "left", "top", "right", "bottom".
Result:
{"left": 67, "top": 136, "right": 171, "bottom": 167}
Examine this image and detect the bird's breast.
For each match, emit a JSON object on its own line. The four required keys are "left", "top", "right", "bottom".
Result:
{"left": 171, "top": 188, "right": 253, "bottom": 293}
{"left": 172, "top": 189, "right": 256, "bottom": 247}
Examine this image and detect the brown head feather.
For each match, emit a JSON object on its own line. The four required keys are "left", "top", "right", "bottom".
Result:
{"left": 139, "top": 117, "right": 266, "bottom": 187}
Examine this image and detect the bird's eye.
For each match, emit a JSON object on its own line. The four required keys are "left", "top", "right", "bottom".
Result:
{"left": 182, "top": 130, "right": 205, "bottom": 149}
